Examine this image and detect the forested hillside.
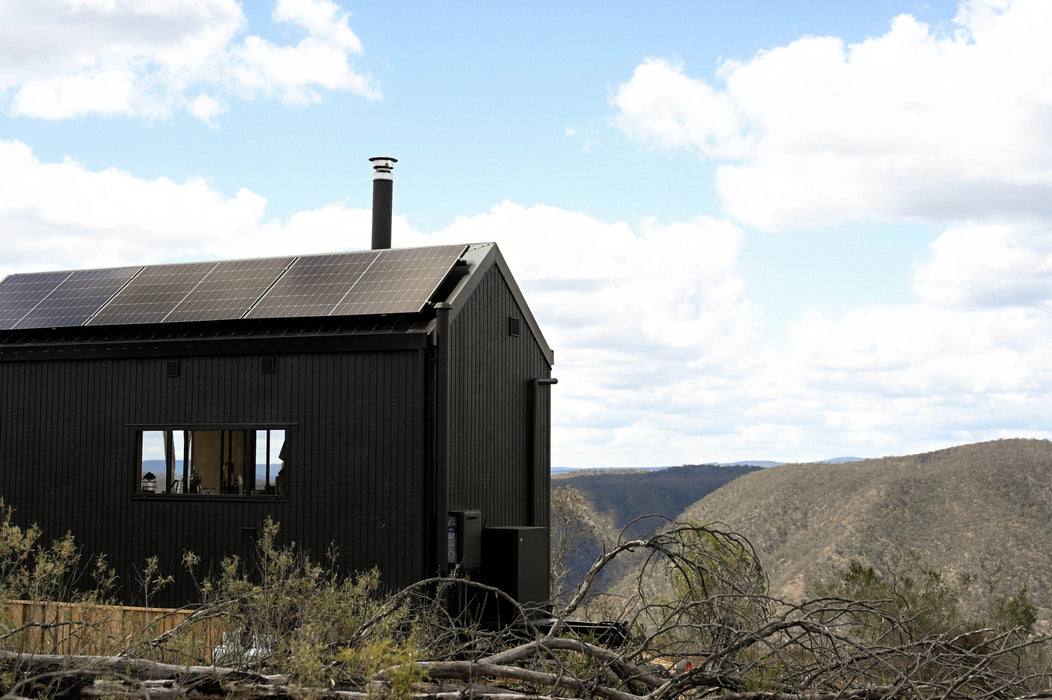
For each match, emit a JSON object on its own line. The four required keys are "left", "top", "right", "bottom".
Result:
{"left": 550, "top": 464, "right": 759, "bottom": 602}
{"left": 554, "top": 463, "right": 760, "bottom": 536}
{"left": 676, "top": 438, "right": 1052, "bottom": 625}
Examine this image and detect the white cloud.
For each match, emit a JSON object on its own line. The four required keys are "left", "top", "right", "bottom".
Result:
{"left": 0, "top": 0, "right": 377, "bottom": 122}
{"left": 189, "top": 93, "right": 225, "bottom": 126}
{"left": 0, "top": 139, "right": 370, "bottom": 273}
{"left": 274, "top": 0, "right": 361, "bottom": 51}
{"left": 613, "top": 0, "right": 1052, "bottom": 230}
{"left": 426, "top": 202, "right": 761, "bottom": 356}
{"left": 912, "top": 223, "right": 1052, "bottom": 308}
{"left": 614, "top": 58, "right": 750, "bottom": 160}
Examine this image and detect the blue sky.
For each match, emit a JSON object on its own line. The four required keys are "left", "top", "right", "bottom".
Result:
{"left": 2, "top": 0, "right": 1049, "bottom": 467}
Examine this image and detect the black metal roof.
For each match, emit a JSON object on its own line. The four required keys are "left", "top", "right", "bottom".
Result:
{"left": 0, "top": 244, "right": 468, "bottom": 331}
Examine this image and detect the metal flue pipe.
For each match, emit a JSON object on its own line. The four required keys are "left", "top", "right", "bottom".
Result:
{"left": 370, "top": 157, "right": 397, "bottom": 250}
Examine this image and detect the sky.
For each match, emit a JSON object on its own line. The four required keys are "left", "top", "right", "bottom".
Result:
{"left": 2, "top": 0, "right": 1051, "bottom": 468}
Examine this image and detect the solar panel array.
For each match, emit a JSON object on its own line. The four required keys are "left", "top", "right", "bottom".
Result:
{"left": 0, "top": 245, "right": 468, "bottom": 331}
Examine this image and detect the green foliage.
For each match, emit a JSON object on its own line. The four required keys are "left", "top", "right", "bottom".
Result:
{"left": 0, "top": 500, "right": 114, "bottom": 607}
{"left": 194, "top": 517, "right": 422, "bottom": 690}
{"left": 810, "top": 550, "right": 962, "bottom": 644}
{"left": 336, "top": 633, "right": 428, "bottom": 699}
{"left": 133, "top": 555, "right": 173, "bottom": 610}
{"left": 670, "top": 523, "right": 766, "bottom": 604}
{"left": 804, "top": 551, "right": 1052, "bottom": 696}
{"left": 0, "top": 510, "right": 426, "bottom": 690}
{"left": 991, "top": 586, "right": 1038, "bottom": 638}
{"left": 649, "top": 522, "right": 770, "bottom": 678}
{"left": 812, "top": 550, "right": 1041, "bottom": 651}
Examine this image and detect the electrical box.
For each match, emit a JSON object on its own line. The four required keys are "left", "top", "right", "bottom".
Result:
{"left": 447, "top": 510, "right": 482, "bottom": 570}
{"left": 480, "top": 526, "right": 549, "bottom": 616}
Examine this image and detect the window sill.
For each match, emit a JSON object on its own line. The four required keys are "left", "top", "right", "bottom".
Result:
{"left": 132, "top": 493, "right": 288, "bottom": 502}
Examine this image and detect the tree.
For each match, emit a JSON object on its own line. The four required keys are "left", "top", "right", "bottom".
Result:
{"left": 549, "top": 485, "right": 616, "bottom": 610}
{"left": 808, "top": 550, "right": 962, "bottom": 646}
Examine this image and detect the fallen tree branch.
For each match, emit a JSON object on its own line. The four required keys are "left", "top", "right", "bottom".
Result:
{"left": 0, "top": 649, "right": 287, "bottom": 684}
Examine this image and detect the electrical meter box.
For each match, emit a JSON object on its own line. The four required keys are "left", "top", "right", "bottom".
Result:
{"left": 447, "top": 510, "right": 482, "bottom": 570}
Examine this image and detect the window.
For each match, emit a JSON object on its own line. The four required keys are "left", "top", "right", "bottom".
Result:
{"left": 137, "top": 428, "right": 287, "bottom": 496}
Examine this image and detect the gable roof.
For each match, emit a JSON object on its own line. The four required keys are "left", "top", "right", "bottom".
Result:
{"left": 0, "top": 244, "right": 468, "bottom": 330}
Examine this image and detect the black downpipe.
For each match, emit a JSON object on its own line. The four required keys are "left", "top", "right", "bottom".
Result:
{"left": 433, "top": 302, "right": 452, "bottom": 577}
{"left": 370, "top": 157, "right": 396, "bottom": 250}
{"left": 530, "top": 378, "right": 557, "bottom": 526}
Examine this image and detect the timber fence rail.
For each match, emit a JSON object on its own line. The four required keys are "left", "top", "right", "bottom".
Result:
{"left": 2, "top": 599, "right": 224, "bottom": 661}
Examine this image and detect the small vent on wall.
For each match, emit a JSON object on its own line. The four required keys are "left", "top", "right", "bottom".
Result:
{"left": 261, "top": 356, "right": 277, "bottom": 375}
{"left": 508, "top": 316, "right": 521, "bottom": 337}
{"left": 165, "top": 360, "right": 180, "bottom": 378}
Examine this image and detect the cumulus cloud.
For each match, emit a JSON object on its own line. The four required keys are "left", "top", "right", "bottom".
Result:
{"left": 613, "top": 0, "right": 1052, "bottom": 231}
{"left": 0, "top": 0, "right": 377, "bottom": 122}
{"left": 912, "top": 223, "right": 1052, "bottom": 308}
{"left": 0, "top": 139, "right": 371, "bottom": 274}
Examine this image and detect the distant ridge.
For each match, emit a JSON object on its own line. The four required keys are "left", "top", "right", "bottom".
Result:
{"left": 722, "top": 460, "right": 783, "bottom": 468}
{"left": 551, "top": 466, "right": 668, "bottom": 475}
{"left": 553, "top": 457, "right": 865, "bottom": 473}
{"left": 555, "top": 463, "right": 759, "bottom": 535}
{"left": 678, "top": 438, "right": 1052, "bottom": 624}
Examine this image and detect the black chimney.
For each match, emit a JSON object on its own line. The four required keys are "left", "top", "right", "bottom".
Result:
{"left": 370, "top": 156, "right": 397, "bottom": 250}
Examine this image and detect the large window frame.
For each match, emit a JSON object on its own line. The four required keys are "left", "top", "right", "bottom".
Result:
{"left": 134, "top": 425, "right": 292, "bottom": 498}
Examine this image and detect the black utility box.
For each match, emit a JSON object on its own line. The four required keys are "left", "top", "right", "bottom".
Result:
{"left": 477, "top": 526, "right": 549, "bottom": 624}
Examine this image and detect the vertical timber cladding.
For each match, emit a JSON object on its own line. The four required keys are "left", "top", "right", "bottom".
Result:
{"left": 0, "top": 346, "right": 430, "bottom": 607}
{"left": 447, "top": 265, "right": 553, "bottom": 531}
{"left": 0, "top": 357, "right": 140, "bottom": 600}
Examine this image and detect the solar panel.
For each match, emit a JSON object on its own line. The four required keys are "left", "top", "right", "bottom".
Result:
{"left": 331, "top": 245, "right": 468, "bottom": 316}
{"left": 163, "top": 257, "right": 295, "bottom": 323}
{"left": 244, "top": 252, "right": 377, "bottom": 319}
{"left": 0, "top": 271, "right": 70, "bottom": 330}
{"left": 0, "top": 244, "right": 470, "bottom": 330}
{"left": 87, "top": 262, "right": 218, "bottom": 326}
{"left": 15, "top": 267, "right": 141, "bottom": 329}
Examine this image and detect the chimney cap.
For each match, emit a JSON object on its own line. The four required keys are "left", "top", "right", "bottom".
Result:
{"left": 370, "top": 157, "right": 397, "bottom": 180}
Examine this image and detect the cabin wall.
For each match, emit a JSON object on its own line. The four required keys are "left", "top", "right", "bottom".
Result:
{"left": 0, "top": 348, "right": 429, "bottom": 606}
{"left": 447, "top": 266, "right": 553, "bottom": 532}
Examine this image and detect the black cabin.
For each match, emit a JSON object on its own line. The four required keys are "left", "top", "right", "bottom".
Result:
{"left": 0, "top": 238, "right": 554, "bottom": 608}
